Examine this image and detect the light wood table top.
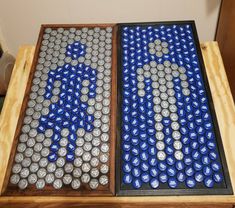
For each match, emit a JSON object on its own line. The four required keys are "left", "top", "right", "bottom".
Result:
{"left": 0, "top": 42, "right": 234, "bottom": 207}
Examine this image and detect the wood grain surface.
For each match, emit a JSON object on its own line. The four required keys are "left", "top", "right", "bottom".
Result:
{"left": 0, "top": 46, "right": 35, "bottom": 193}
{"left": 200, "top": 42, "right": 235, "bottom": 188}
{"left": 0, "top": 42, "right": 234, "bottom": 206}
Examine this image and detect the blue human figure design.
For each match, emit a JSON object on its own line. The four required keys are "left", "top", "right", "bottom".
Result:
{"left": 37, "top": 41, "right": 97, "bottom": 162}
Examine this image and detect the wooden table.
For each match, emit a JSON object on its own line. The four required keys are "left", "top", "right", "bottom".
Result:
{"left": 0, "top": 42, "right": 234, "bottom": 207}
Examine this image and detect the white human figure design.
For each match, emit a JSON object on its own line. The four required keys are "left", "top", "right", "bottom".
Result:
{"left": 137, "top": 39, "right": 190, "bottom": 161}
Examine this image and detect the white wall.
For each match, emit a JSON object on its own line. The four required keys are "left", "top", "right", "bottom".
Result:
{"left": 0, "top": 0, "right": 221, "bottom": 56}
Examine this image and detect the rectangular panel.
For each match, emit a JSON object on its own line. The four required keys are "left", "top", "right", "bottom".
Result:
{"left": 3, "top": 24, "right": 116, "bottom": 196}
{"left": 116, "top": 21, "right": 232, "bottom": 195}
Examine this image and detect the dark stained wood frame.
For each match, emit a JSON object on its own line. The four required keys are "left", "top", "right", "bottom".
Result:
{"left": 216, "top": 0, "right": 235, "bottom": 100}
{"left": 2, "top": 24, "right": 117, "bottom": 196}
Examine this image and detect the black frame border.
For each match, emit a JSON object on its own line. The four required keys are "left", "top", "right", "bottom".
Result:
{"left": 116, "top": 20, "right": 233, "bottom": 196}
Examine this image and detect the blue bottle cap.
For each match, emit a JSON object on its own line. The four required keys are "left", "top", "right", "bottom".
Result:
{"left": 179, "top": 118, "right": 187, "bottom": 126}
{"left": 123, "top": 163, "right": 132, "bottom": 173}
{"left": 147, "top": 119, "right": 154, "bottom": 127}
{"left": 185, "top": 166, "right": 194, "bottom": 177}
{"left": 184, "top": 156, "right": 193, "bottom": 165}
{"left": 150, "top": 167, "right": 158, "bottom": 177}
{"left": 139, "top": 106, "right": 145, "bottom": 114}
{"left": 48, "top": 113, "right": 56, "bottom": 120}
{"left": 158, "top": 162, "right": 167, "bottom": 171}
{"left": 130, "top": 110, "right": 139, "bottom": 117}
{"left": 213, "top": 173, "right": 223, "bottom": 183}
{"left": 123, "top": 123, "right": 130, "bottom": 132}
{"left": 187, "top": 114, "right": 194, "bottom": 121}
{"left": 159, "top": 172, "right": 168, "bottom": 183}
{"left": 124, "top": 91, "right": 131, "bottom": 98}
{"left": 68, "top": 133, "right": 76, "bottom": 143}
{"left": 203, "top": 166, "right": 212, "bottom": 176}
{"left": 189, "top": 131, "right": 197, "bottom": 139}
{"left": 204, "top": 177, "right": 214, "bottom": 188}
{"left": 141, "top": 172, "right": 150, "bottom": 183}
{"left": 166, "top": 146, "right": 174, "bottom": 155}
{"left": 196, "top": 126, "right": 205, "bottom": 135}
{"left": 192, "top": 101, "right": 199, "bottom": 108}
{"left": 133, "top": 178, "right": 142, "bottom": 189}
{"left": 148, "top": 146, "right": 157, "bottom": 156}
{"left": 182, "top": 136, "right": 190, "bottom": 145}
{"left": 207, "top": 141, "right": 216, "bottom": 150}
{"left": 48, "top": 152, "right": 58, "bottom": 162}
{"left": 51, "top": 133, "right": 60, "bottom": 142}
{"left": 147, "top": 137, "right": 156, "bottom": 146}
{"left": 66, "top": 152, "right": 75, "bottom": 162}
{"left": 192, "top": 150, "right": 200, "bottom": 160}
{"left": 67, "top": 143, "right": 76, "bottom": 152}
{"left": 175, "top": 161, "right": 185, "bottom": 171}
{"left": 123, "top": 152, "right": 131, "bottom": 162}
{"left": 182, "top": 146, "right": 190, "bottom": 155}
{"left": 139, "top": 114, "right": 146, "bottom": 122}
{"left": 206, "top": 131, "right": 214, "bottom": 140}
{"left": 146, "top": 101, "right": 153, "bottom": 109}
{"left": 132, "top": 102, "right": 138, "bottom": 109}
{"left": 165, "top": 137, "right": 173, "bottom": 145}
{"left": 167, "top": 167, "right": 176, "bottom": 177}
{"left": 195, "top": 118, "right": 203, "bottom": 125}
{"left": 131, "top": 147, "right": 139, "bottom": 156}
{"left": 139, "top": 123, "right": 146, "bottom": 131}
{"left": 168, "top": 178, "right": 178, "bottom": 188}
{"left": 54, "top": 125, "right": 62, "bottom": 133}
{"left": 132, "top": 167, "right": 141, "bottom": 177}
{"left": 123, "top": 142, "right": 131, "bottom": 151}
{"left": 164, "top": 127, "right": 172, "bottom": 136}
{"left": 193, "top": 161, "right": 203, "bottom": 171}
{"left": 180, "top": 127, "right": 188, "bottom": 135}
{"left": 131, "top": 137, "right": 139, "bottom": 146}
{"left": 140, "top": 141, "right": 148, "bottom": 151}
{"left": 209, "top": 151, "right": 217, "bottom": 160}
{"left": 166, "top": 156, "right": 175, "bottom": 166}
{"left": 195, "top": 172, "right": 204, "bottom": 182}
{"left": 202, "top": 112, "right": 210, "bottom": 121}
{"left": 123, "top": 115, "right": 130, "bottom": 123}
{"left": 201, "top": 105, "right": 209, "bottom": 112}
{"left": 185, "top": 104, "right": 193, "bottom": 113}
{"left": 162, "top": 118, "right": 171, "bottom": 126}
{"left": 199, "top": 146, "right": 208, "bottom": 155}
{"left": 204, "top": 122, "right": 212, "bottom": 130}
{"left": 198, "top": 136, "right": 206, "bottom": 144}
{"left": 211, "top": 161, "right": 220, "bottom": 172}
{"left": 191, "top": 141, "right": 199, "bottom": 149}
{"left": 131, "top": 157, "right": 140, "bottom": 167}
{"left": 147, "top": 128, "right": 155, "bottom": 135}
{"left": 177, "top": 172, "right": 186, "bottom": 182}
{"left": 139, "top": 132, "right": 147, "bottom": 140}
{"left": 178, "top": 109, "right": 185, "bottom": 117}
{"left": 150, "top": 178, "right": 159, "bottom": 189}
{"left": 122, "top": 133, "right": 131, "bottom": 141}
{"left": 186, "top": 177, "right": 196, "bottom": 188}
{"left": 50, "top": 143, "right": 60, "bottom": 152}
{"left": 141, "top": 162, "right": 149, "bottom": 172}
{"left": 149, "top": 157, "right": 157, "bottom": 166}
{"left": 123, "top": 174, "right": 132, "bottom": 184}
{"left": 131, "top": 128, "right": 139, "bottom": 136}
{"left": 202, "top": 155, "right": 210, "bottom": 165}
{"left": 187, "top": 122, "right": 196, "bottom": 130}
